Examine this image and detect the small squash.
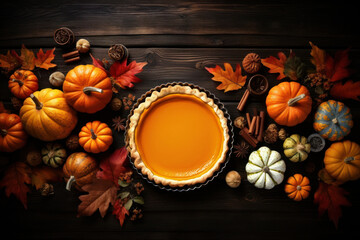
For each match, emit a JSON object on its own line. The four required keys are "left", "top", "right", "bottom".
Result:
{"left": 0, "top": 113, "right": 27, "bottom": 152}
{"left": 41, "top": 143, "right": 67, "bottom": 168}
{"left": 313, "top": 100, "right": 353, "bottom": 141}
{"left": 246, "top": 146, "right": 286, "bottom": 189}
{"left": 79, "top": 121, "right": 113, "bottom": 153}
{"left": 63, "top": 152, "right": 98, "bottom": 191}
{"left": 266, "top": 82, "right": 312, "bottom": 126}
{"left": 8, "top": 70, "right": 38, "bottom": 99}
{"left": 63, "top": 65, "right": 112, "bottom": 113}
{"left": 19, "top": 88, "right": 78, "bottom": 141}
{"left": 324, "top": 140, "right": 360, "bottom": 182}
{"left": 283, "top": 134, "right": 311, "bottom": 162}
{"left": 284, "top": 174, "right": 311, "bottom": 201}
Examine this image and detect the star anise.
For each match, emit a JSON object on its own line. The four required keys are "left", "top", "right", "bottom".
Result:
{"left": 112, "top": 116, "right": 126, "bottom": 132}
{"left": 233, "top": 141, "right": 250, "bottom": 159}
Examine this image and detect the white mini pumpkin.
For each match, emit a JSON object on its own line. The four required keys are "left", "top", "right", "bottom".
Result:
{"left": 246, "top": 146, "right": 286, "bottom": 190}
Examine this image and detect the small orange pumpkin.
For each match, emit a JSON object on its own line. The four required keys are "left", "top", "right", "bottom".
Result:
{"left": 266, "top": 82, "right": 312, "bottom": 126}
{"left": 63, "top": 65, "right": 112, "bottom": 113}
{"left": 8, "top": 70, "right": 39, "bottom": 99}
{"left": 324, "top": 140, "right": 360, "bottom": 182}
{"left": 284, "top": 174, "right": 311, "bottom": 201}
{"left": 0, "top": 113, "right": 27, "bottom": 152}
{"left": 63, "top": 152, "right": 98, "bottom": 191}
{"left": 79, "top": 121, "right": 113, "bottom": 153}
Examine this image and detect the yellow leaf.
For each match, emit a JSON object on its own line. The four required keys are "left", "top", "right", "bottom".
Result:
{"left": 20, "top": 44, "right": 35, "bottom": 70}
{"left": 309, "top": 41, "right": 326, "bottom": 74}
{"left": 205, "top": 63, "right": 246, "bottom": 92}
{"left": 34, "top": 48, "right": 57, "bottom": 70}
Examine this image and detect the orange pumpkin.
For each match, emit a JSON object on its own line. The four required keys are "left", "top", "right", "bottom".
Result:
{"left": 63, "top": 65, "right": 113, "bottom": 113}
{"left": 284, "top": 174, "right": 311, "bottom": 201}
{"left": 0, "top": 113, "right": 27, "bottom": 152}
{"left": 63, "top": 152, "right": 98, "bottom": 191}
{"left": 324, "top": 140, "right": 360, "bottom": 182}
{"left": 266, "top": 82, "right": 312, "bottom": 126}
{"left": 8, "top": 70, "right": 38, "bottom": 99}
{"left": 79, "top": 121, "right": 113, "bottom": 153}
{"left": 19, "top": 88, "right": 78, "bottom": 141}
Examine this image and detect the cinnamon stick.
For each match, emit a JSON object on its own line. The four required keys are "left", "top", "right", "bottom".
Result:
{"left": 244, "top": 127, "right": 259, "bottom": 144}
{"left": 255, "top": 115, "right": 260, "bottom": 137}
{"left": 64, "top": 56, "right": 80, "bottom": 63}
{"left": 240, "top": 127, "right": 257, "bottom": 147}
{"left": 257, "top": 111, "right": 266, "bottom": 142}
{"left": 246, "top": 112, "right": 251, "bottom": 128}
{"left": 237, "top": 89, "right": 250, "bottom": 111}
{"left": 248, "top": 116, "right": 256, "bottom": 135}
{"left": 62, "top": 50, "right": 79, "bottom": 59}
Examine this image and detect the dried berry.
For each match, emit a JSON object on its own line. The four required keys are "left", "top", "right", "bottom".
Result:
{"left": 242, "top": 53, "right": 261, "bottom": 74}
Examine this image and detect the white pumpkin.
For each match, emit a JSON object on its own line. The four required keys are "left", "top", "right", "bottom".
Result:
{"left": 246, "top": 146, "right": 286, "bottom": 190}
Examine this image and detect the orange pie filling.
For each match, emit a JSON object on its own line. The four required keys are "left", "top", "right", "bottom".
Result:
{"left": 134, "top": 94, "right": 224, "bottom": 181}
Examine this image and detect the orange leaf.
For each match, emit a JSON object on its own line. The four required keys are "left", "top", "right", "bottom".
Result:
{"left": 325, "top": 48, "right": 351, "bottom": 82}
{"left": 77, "top": 178, "right": 118, "bottom": 218}
{"left": 205, "top": 63, "right": 246, "bottom": 92}
{"left": 20, "top": 44, "right": 35, "bottom": 70}
{"left": 261, "top": 52, "right": 287, "bottom": 80}
{"left": 309, "top": 41, "right": 327, "bottom": 74}
{"left": 34, "top": 48, "right": 56, "bottom": 70}
{"left": 330, "top": 80, "right": 360, "bottom": 101}
{"left": 0, "top": 162, "right": 31, "bottom": 209}
{"left": 113, "top": 198, "right": 129, "bottom": 226}
{"left": 314, "top": 182, "right": 351, "bottom": 228}
{"left": 0, "top": 50, "right": 21, "bottom": 73}
{"left": 109, "top": 59, "right": 147, "bottom": 90}
{"left": 31, "top": 166, "right": 63, "bottom": 190}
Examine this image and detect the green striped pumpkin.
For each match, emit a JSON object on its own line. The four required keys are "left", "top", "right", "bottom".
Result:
{"left": 313, "top": 100, "right": 353, "bottom": 141}
{"left": 283, "top": 134, "right": 311, "bottom": 162}
{"left": 41, "top": 143, "right": 67, "bottom": 168}
{"left": 246, "top": 146, "right": 286, "bottom": 190}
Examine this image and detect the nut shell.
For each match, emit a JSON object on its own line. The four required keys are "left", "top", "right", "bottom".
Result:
{"left": 242, "top": 53, "right": 261, "bottom": 74}
{"left": 226, "top": 170, "right": 241, "bottom": 188}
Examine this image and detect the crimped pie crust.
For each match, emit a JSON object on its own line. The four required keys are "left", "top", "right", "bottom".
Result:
{"left": 127, "top": 85, "right": 229, "bottom": 187}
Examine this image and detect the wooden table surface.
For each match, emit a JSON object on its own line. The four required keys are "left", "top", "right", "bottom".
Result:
{"left": 1, "top": 1, "right": 360, "bottom": 239}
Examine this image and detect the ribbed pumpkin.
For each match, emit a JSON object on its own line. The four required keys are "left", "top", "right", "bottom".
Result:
{"left": 8, "top": 70, "right": 38, "bottom": 99}
{"left": 0, "top": 113, "right": 27, "bottom": 152}
{"left": 266, "top": 82, "right": 312, "bottom": 126}
{"left": 63, "top": 65, "right": 113, "bottom": 113}
{"left": 283, "top": 134, "right": 311, "bottom": 162}
{"left": 63, "top": 152, "right": 98, "bottom": 191}
{"left": 313, "top": 100, "right": 353, "bottom": 141}
{"left": 79, "top": 121, "right": 113, "bottom": 153}
{"left": 19, "top": 88, "right": 78, "bottom": 141}
{"left": 41, "top": 143, "right": 67, "bottom": 168}
{"left": 246, "top": 146, "right": 286, "bottom": 190}
{"left": 284, "top": 174, "right": 311, "bottom": 201}
{"left": 324, "top": 140, "right": 360, "bottom": 182}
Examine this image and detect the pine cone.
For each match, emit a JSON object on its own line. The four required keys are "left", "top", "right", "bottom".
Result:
{"left": 242, "top": 53, "right": 261, "bottom": 74}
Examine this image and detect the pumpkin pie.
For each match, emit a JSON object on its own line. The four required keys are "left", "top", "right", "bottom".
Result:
{"left": 127, "top": 85, "right": 229, "bottom": 187}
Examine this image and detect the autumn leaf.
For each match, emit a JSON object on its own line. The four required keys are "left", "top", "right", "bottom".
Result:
{"left": 113, "top": 198, "right": 129, "bottom": 226}
{"left": 96, "top": 147, "right": 129, "bottom": 185}
{"left": 110, "top": 59, "right": 147, "bottom": 90}
{"left": 0, "top": 162, "right": 31, "bottom": 209}
{"left": 261, "top": 52, "right": 287, "bottom": 80}
{"left": 0, "top": 50, "right": 22, "bottom": 73}
{"left": 283, "top": 52, "right": 306, "bottom": 81}
{"left": 20, "top": 44, "right": 35, "bottom": 70}
{"left": 77, "top": 178, "right": 119, "bottom": 218}
{"left": 309, "top": 41, "right": 327, "bottom": 74}
{"left": 90, "top": 53, "right": 108, "bottom": 73}
{"left": 31, "top": 166, "right": 63, "bottom": 190}
{"left": 314, "top": 181, "right": 351, "bottom": 228}
{"left": 34, "top": 48, "right": 56, "bottom": 70}
{"left": 325, "top": 48, "right": 351, "bottom": 82}
{"left": 330, "top": 80, "right": 360, "bottom": 101}
{"left": 205, "top": 63, "right": 246, "bottom": 92}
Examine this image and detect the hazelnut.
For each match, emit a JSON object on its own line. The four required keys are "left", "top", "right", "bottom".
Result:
{"left": 225, "top": 170, "right": 241, "bottom": 188}
{"left": 242, "top": 53, "right": 261, "bottom": 74}
{"left": 49, "top": 71, "right": 65, "bottom": 87}
{"left": 76, "top": 39, "right": 91, "bottom": 53}
{"left": 234, "top": 116, "right": 247, "bottom": 129}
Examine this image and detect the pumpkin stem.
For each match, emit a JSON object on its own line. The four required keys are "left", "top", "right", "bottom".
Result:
{"left": 90, "top": 128, "right": 97, "bottom": 139}
{"left": 344, "top": 157, "right": 355, "bottom": 164}
{"left": 11, "top": 79, "right": 24, "bottom": 86}
{"left": 83, "top": 86, "right": 103, "bottom": 95}
{"left": 30, "top": 93, "right": 43, "bottom": 110}
{"left": 296, "top": 185, "right": 302, "bottom": 191}
{"left": 297, "top": 143, "right": 305, "bottom": 151}
{"left": 332, "top": 118, "right": 338, "bottom": 124}
{"left": 66, "top": 175, "right": 76, "bottom": 191}
{"left": 287, "top": 94, "right": 306, "bottom": 106}
{"left": 263, "top": 166, "right": 270, "bottom": 173}
{"left": 0, "top": 129, "right": 7, "bottom": 137}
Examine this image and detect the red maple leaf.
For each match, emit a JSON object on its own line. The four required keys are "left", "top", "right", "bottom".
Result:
{"left": 325, "top": 48, "right": 351, "bottom": 82}
{"left": 330, "top": 80, "right": 360, "bottom": 101}
{"left": 90, "top": 53, "right": 108, "bottom": 73}
{"left": 110, "top": 59, "right": 147, "bottom": 89}
{"left": 96, "top": 147, "right": 130, "bottom": 185}
{"left": 314, "top": 182, "right": 351, "bottom": 228}
{"left": 112, "top": 198, "right": 129, "bottom": 226}
{"left": 0, "top": 162, "right": 31, "bottom": 209}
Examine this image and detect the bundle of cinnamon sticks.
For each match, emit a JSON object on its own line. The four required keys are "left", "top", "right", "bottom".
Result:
{"left": 239, "top": 110, "right": 266, "bottom": 147}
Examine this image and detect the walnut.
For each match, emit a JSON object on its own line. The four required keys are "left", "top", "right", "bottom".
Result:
{"left": 242, "top": 53, "right": 261, "bottom": 74}
{"left": 264, "top": 123, "right": 278, "bottom": 144}
{"left": 225, "top": 170, "right": 241, "bottom": 188}
{"left": 111, "top": 97, "right": 123, "bottom": 111}
{"left": 278, "top": 128, "right": 287, "bottom": 141}
{"left": 234, "top": 116, "right": 247, "bottom": 129}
